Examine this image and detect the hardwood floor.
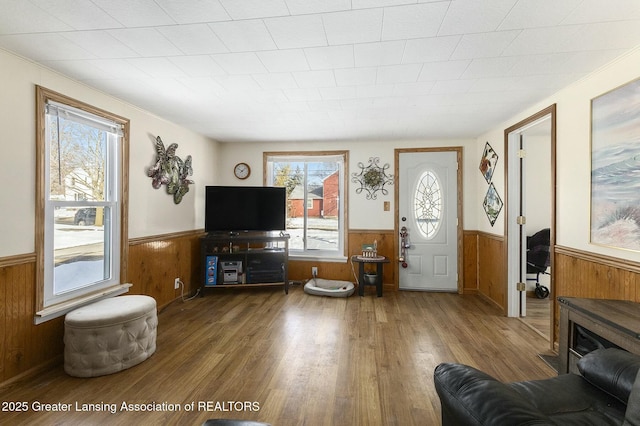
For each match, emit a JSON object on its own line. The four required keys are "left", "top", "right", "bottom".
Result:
{"left": 519, "top": 296, "right": 552, "bottom": 341}
{"left": 0, "top": 285, "right": 555, "bottom": 426}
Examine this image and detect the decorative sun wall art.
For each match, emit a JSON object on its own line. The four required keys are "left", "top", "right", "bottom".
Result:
{"left": 352, "top": 157, "right": 394, "bottom": 200}
{"left": 146, "top": 136, "right": 194, "bottom": 204}
{"left": 483, "top": 183, "right": 503, "bottom": 227}
{"left": 479, "top": 141, "right": 498, "bottom": 183}
{"left": 590, "top": 77, "right": 640, "bottom": 251}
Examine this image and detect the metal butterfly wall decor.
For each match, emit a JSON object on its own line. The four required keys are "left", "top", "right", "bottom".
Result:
{"left": 146, "top": 136, "right": 194, "bottom": 204}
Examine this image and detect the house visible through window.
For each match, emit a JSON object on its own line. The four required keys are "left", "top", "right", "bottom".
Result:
{"left": 265, "top": 152, "right": 347, "bottom": 260}
{"left": 36, "top": 87, "right": 129, "bottom": 322}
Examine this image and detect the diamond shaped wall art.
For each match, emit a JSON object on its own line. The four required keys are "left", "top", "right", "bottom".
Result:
{"left": 483, "top": 183, "right": 503, "bottom": 226}
{"left": 479, "top": 141, "right": 498, "bottom": 184}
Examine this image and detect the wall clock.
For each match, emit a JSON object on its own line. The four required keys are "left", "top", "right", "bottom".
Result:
{"left": 233, "top": 162, "right": 251, "bottom": 180}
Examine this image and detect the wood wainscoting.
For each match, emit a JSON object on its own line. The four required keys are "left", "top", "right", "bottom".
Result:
{"left": 477, "top": 231, "right": 507, "bottom": 313}
{"left": 0, "top": 230, "right": 204, "bottom": 386}
{"left": 128, "top": 230, "right": 203, "bottom": 306}
{"left": 552, "top": 245, "right": 640, "bottom": 344}
{"left": 290, "top": 230, "right": 499, "bottom": 301}
{"left": 0, "top": 229, "right": 395, "bottom": 385}
{"left": 0, "top": 253, "right": 64, "bottom": 384}
{"left": 463, "top": 230, "right": 479, "bottom": 294}
{"left": 8, "top": 228, "right": 638, "bottom": 386}
{"left": 288, "top": 229, "right": 396, "bottom": 291}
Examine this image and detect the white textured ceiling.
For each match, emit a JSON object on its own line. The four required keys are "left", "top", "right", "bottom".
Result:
{"left": 1, "top": 0, "right": 640, "bottom": 143}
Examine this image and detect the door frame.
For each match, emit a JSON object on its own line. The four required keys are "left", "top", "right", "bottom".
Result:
{"left": 394, "top": 147, "right": 464, "bottom": 292}
{"left": 503, "top": 104, "right": 556, "bottom": 347}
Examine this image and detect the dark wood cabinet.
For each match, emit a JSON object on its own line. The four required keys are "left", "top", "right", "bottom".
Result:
{"left": 200, "top": 232, "right": 289, "bottom": 295}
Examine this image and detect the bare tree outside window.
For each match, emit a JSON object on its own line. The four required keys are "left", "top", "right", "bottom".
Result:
{"left": 35, "top": 86, "right": 129, "bottom": 322}
{"left": 266, "top": 153, "right": 346, "bottom": 256}
{"left": 49, "top": 116, "right": 107, "bottom": 202}
{"left": 43, "top": 102, "right": 122, "bottom": 300}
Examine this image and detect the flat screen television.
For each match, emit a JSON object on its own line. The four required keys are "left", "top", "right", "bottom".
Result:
{"left": 205, "top": 186, "right": 286, "bottom": 233}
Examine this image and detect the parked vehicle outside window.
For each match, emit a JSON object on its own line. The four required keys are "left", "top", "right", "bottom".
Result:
{"left": 74, "top": 208, "right": 96, "bottom": 226}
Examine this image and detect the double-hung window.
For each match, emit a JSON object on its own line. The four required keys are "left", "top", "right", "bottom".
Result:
{"left": 265, "top": 151, "right": 347, "bottom": 260}
{"left": 35, "top": 87, "right": 129, "bottom": 323}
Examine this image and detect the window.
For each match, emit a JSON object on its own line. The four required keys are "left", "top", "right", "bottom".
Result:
{"left": 414, "top": 170, "right": 442, "bottom": 239}
{"left": 265, "top": 152, "right": 347, "bottom": 260}
{"left": 35, "top": 87, "right": 129, "bottom": 323}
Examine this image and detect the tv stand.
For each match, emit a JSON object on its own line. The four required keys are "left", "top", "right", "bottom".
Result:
{"left": 200, "top": 231, "right": 290, "bottom": 294}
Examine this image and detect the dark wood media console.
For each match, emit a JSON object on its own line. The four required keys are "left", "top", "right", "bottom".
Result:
{"left": 200, "top": 232, "right": 290, "bottom": 295}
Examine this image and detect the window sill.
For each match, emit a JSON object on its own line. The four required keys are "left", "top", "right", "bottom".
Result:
{"left": 34, "top": 283, "right": 132, "bottom": 325}
{"left": 289, "top": 254, "right": 348, "bottom": 263}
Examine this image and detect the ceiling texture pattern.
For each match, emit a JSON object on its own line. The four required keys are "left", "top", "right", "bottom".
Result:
{"left": 1, "top": 0, "right": 640, "bottom": 142}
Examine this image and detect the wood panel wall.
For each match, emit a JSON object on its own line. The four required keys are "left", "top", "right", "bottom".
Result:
{"left": 477, "top": 231, "right": 506, "bottom": 313}
{"left": 128, "top": 230, "right": 203, "bottom": 307}
{"left": 552, "top": 245, "right": 640, "bottom": 344}
{"left": 463, "top": 231, "right": 479, "bottom": 294}
{"left": 0, "top": 231, "right": 203, "bottom": 386}
{"left": 288, "top": 230, "right": 396, "bottom": 291}
{"left": 0, "top": 254, "right": 64, "bottom": 384}
{"left": 0, "top": 230, "right": 397, "bottom": 385}
{"left": 6, "top": 227, "right": 639, "bottom": 385}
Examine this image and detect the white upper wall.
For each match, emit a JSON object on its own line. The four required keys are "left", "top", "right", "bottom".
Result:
{"left": 525, "top": 133, "right": 552, "bottom": 235}
{"left": 476, "top": 46, "right": 640, "bottom": 262}
{"left": 4, "top": 42, "right": 640, "bottom": 261}
{"left": 0, "top": 48, "right": 219, "bottom": 257}
{"left": 217, "top": 138, "right": 478, "bottom": 231}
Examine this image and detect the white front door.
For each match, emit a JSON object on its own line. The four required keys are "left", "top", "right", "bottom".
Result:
{"left": 398, "top": 151, "right": 458, "bottom": 291}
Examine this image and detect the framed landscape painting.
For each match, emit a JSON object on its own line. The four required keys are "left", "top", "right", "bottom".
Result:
{"left": 590, "top": 77, "right": 640, "bottom": 251}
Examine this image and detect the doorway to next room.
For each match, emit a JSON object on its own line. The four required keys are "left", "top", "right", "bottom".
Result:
{"left": 505, "top": 105, "right": 556, "bottom": 347}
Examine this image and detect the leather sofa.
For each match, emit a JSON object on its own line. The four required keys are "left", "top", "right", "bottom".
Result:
{"left": 434, "top": 348, "right": 640, "bottom": 425}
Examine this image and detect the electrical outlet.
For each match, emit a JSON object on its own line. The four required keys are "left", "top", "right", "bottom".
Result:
{"left": 174, "top": 278, "right": 180, "bottom": 289}
{"left": 312, "top": 267, "right": 318, "bottom": 277}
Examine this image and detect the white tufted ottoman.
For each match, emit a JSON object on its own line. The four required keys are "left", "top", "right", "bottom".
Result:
{"left": 64, "top": 295, "right": 157, "bottom": 377}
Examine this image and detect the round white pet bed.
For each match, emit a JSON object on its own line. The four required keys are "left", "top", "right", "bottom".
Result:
{"left": 304, "top": 278, "right": 355, "bottom": 298}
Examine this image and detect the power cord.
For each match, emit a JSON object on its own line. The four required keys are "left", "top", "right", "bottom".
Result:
{"left": 349, "top": 257, "right": 360, "bottom": 286}
{"left": 177, "top": 279, "right": 200, "bottom": 302}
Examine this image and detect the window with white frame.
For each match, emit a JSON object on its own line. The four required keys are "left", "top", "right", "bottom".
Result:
{"left": 265, "top": 152, "right": 347, "bottom": 260}
{"left": 36, "top": 87, "right": 129, "bottom": 322}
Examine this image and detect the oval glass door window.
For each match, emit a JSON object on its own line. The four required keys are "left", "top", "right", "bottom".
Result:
{"left": 414, "top": 170, "right": 442, "bottom": 239}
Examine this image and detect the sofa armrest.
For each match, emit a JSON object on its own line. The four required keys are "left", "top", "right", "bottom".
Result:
{"left": 434, "top": 363, "right": 551, "bottom": 426}
{"left": 578, "top": 348, "right": 640, "bottom": 404}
